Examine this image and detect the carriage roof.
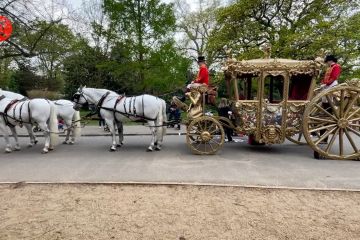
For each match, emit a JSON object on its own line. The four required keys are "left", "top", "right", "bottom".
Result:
{"left": 223, "top": 58, "right": 321, "bottom": 78}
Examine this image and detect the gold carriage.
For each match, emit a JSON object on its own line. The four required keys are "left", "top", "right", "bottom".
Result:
{"left": 175, "top": 57, "right": 360, "bottom": 160}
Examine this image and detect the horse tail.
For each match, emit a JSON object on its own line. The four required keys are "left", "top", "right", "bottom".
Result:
{"left": 49, "top": 102, "right": 59, "bottom": 146}
{"left": 72, "top": 110, "right": 81, "bottom": 139}
{"left": 161, "top": 99, "right": 167, "bottom": 137}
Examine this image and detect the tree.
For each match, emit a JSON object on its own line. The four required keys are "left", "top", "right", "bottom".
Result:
{"left": 18, "top": 21, "right": 77, "bottom": 93}
{"left": 209, "top": 0, "right": 360, "bottom": 79}
{"left": 175, "top": 0, "right": 221, "bottom": 68}
{"left": 103, "top": 0, "right": 178, "bottom": 91}
{"left": 63, "top": 38, "right": 110, "bottom": 98}
{"left": 0, "top": 0, "right": 62, "bottom": 60}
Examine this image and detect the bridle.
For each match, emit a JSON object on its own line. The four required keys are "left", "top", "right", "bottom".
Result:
{"left": 72, "top": 89, "right": 111, "bottom": 112}
{"left": 72, "top": 91, "right": 87, "bottom": 105}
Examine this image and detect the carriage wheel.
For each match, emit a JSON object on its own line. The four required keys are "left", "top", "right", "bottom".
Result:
{"left": 286, "top": 130, "right": 321, "bottom": 145}
{"left": 286, "top": 132, "right": 307, "bottom": 145}
{"left": 303, "top": 86, "right": 360, "bottom": 160}
{"left": 186, "top": 116, "right": 225, "bottom": 155}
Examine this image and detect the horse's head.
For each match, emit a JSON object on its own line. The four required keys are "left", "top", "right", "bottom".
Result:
{"left": 72, "top": 85, "right": 88, "bottom": 110}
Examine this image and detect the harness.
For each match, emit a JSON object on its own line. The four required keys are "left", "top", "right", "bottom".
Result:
{"left": 97, "top": 91, "right": 111, "bottom": 111}
{"left": 101, "top": 95, "right": 156, "bottom": 121}
{"left": 73, "top": 90, "right": 157, "bottom": 122}
{"left": 1, "top": 99, "right": 32, "bottom": 127}
{"left": 113, "top": 95, "right": 125, "bottom": 119}
{"left": 3, "top": 100, "right": 19, "bottom": 127}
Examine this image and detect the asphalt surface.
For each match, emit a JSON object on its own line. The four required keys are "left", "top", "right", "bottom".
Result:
{"left": 0, "top": 133, "right": 359, "bottom": 190}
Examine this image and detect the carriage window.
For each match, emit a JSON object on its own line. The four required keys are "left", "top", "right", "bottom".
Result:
{"left": 238, "top": 75, "right": 259, "bottom": 100}
{"left": 288, "top": 74, "right": 312, "bottom": 100}
{"left": 264, "top": 75, "right": 284, "bottom": 103}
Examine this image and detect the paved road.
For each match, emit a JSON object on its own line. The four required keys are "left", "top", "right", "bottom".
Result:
{"left": 0, "top": 134, "right": 359, "bottom": 190}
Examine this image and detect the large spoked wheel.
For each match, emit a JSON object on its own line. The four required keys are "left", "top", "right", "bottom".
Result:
{"left": 303, "top": 86, "right": 360, "bottom": 160}
{"left": 186, "top": 116, "right": 225, "bottom": 155}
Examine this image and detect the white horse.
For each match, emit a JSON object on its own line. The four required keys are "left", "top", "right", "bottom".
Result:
{"left": 0, "top": 89, "right": 38, "bottom": 147}
{"left": 0, "top": 95, "right": 58, "bottom": 153}
{"left": 0, "top": 89, "right": 81, "bottom": 144}
{"left": 53, "top": 99, "right": 81, "bottom": 144}
{"left": 73, "top": 86, "right": 167, "bottom": 151}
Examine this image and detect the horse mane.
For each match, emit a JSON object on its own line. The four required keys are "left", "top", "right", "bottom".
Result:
{"left": 85, "top": 87, "right": 118, "bottom": 96}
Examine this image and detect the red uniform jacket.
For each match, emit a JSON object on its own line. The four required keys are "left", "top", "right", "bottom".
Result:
{"left": 194, "top": 64, "right": 209, "bottom": 85}
{"left": 322, "top": 63, "right": 341, "bottom": 86}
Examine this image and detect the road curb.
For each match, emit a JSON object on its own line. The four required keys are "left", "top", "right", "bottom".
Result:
{"left": 0, "top": 181, "right": 359, "bottom": 192}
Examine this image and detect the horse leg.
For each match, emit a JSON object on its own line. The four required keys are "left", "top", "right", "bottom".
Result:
{"left": 116, "top": 121, "right": 123, "bottom": 147}
{"left": 0, "top": 122, "right": 12, "bottom": 153}
{"left": 9, "top": 127, "right": 21, "bottom": 151}
{"left": 146, "top": 121, "right": 156, "bottom": 152}
{"left": 105, "top": 119, "right": 117, "bottom": 151}
{"left": 24, "top": 124, "right": 37, "bottom": 147}
{"left": 63, "top": 119, "right": 72, "bottom": 144}
{"left": 155, "top": 126, "right": 163, "bottom": 151}
{"left": 37, "top": 122, "right": 51, "bottom": 154}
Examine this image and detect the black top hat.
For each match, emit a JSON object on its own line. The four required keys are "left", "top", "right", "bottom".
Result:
{"left": 197, "top": 56, "right": 205, "bottom": 62}
{"left": 324, "top": 55, "right": 338, "bottom": 63}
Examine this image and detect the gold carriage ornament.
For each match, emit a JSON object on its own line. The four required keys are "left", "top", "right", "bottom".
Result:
{"left": 173, "top": 54, "right": 360, "bottom": 160}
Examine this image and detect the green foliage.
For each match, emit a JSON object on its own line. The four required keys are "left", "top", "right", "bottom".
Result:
{"left": 102, "top": 0, "right": 188, "bottom": 93}
{"left": 63, "top": 38, "right": 109, "bottom": 97}
{"left": 11, "top": 66, "right": 45, "bottom": 96}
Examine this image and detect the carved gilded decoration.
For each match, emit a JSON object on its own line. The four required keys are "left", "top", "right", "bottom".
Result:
{"left": 234, "top": 101, "right": 258, "bottom": 133}
{"left": 285, "top": 102, "right": 307, "bottom": 136}
{"left": 261, "top": 125, "right": 283, "bottom": 144}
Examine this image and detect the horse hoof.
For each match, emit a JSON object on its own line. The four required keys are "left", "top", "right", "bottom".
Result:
{"left": 109, "top": 147, "right": 116, "bottom": 152}
{"left": 14, "top": 147, "right": 21, "bottom": 151}
{"left": 27, "top": 144, "right": 33, "bottom": 148}
{"left": 69, "top": 142, "right": 74, "bottom": 145}
{"left": 5, "top": 148, "right": 12, "bottom": 153}
{"left": 146, "top": 148, "right": 153, "bottom": 152}
{"left": 48, "top": 148, "right": 54, "bottom": 151}
{"left": 42, "top": 149, "right": 49, "bottom": 154}
{"left": 117, "top": 144, "right": 122, "bottom": 147}
{"left": 155, "top": 147, "right": 161, "bottom": 151}
{"left": 34, "top": 140, "right": 38, "bottom": 145}
{"left": 62, "top": 141, "right": 68, "bottom": 144}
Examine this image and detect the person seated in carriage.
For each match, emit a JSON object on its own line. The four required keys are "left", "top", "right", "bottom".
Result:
{"left": 187, "top": 56, "right": 209, "bottom": 89}
{"left": 186, "top": 56, "right": 217, "bottom": 106}
{"left": 319, "top": 55, "right": 342, "bottom": 142}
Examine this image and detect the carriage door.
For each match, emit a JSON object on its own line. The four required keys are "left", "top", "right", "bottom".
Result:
{"left": 258, "top": 72, "right": 287, "bottom": 144}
